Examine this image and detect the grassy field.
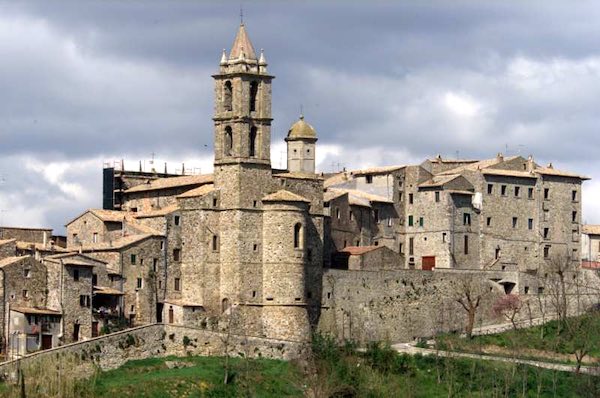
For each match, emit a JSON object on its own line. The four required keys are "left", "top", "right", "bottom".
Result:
{"left": 1, "top": 330, "right": 599, "bottom": 397}
{"left": 436, "top": 312, "right": 600, "bottom": 366}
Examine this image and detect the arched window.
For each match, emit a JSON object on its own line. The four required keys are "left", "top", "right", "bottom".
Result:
{"left": 223, "top": 81, "right": 232, "bottom": 111}
{"left": 294, "top": 223, "right": 303, "bottom": 249}
{"left": 221, "top": 298, "right": 230, "bottom": 313}
{"left": 249, "top": 81, "right": 258, "bottom": 112}
{"left": 224, "top": 126, "right": 233, "bottom": 156}
{"left": 249, "top": 127, "right": 257, "bottom": 157}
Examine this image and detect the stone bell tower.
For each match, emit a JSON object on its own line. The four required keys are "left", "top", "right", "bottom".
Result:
{"left": 213, "top": 23, "right": 272, "bottom": 168}
{"left": 211, "top": 24, "right": 275, "bottom": 318}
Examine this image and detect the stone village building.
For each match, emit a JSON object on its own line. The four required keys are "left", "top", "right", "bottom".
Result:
{"left": 0, "top": 24, "right": 596, "bottom": 355}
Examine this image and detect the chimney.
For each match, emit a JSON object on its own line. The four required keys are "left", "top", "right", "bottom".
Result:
{"left": 527, "top": 155, "right": 535, "bottom": 172}
{"left": 42, "top": 231, "right": 47, "bottom": 248}
{"left": 496, "top": 152, "right": 504, "bottom": 163}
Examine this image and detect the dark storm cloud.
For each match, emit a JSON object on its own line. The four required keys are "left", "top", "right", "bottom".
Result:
{"left": 1, "top": 0, "right": 600, "bottom": 231}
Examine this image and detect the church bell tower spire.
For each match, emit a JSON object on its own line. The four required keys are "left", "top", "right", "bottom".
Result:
{"left": 212, "top": 23, "right": 274, "bottom": 167}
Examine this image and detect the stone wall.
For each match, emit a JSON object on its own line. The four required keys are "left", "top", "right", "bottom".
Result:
{"left": 317, "top": 267, "right": 599, "bottom": 344}
{"left": 0, "top": 227, "right": 52, "bottom": 244}
{"left": 0, "top": 323, "right": 308, "bottom": 382}
{"left": 0, "top": 240, "right": 16, "bottom": 260}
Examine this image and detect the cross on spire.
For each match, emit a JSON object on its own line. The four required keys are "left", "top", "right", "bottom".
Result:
{"left": 240, "top": 5, "right": 244, "bottom": 25}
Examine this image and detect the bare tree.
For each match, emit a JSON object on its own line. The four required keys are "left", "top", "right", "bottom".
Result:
{"left": 542, "top": 253, "right": 574, "bottom": 328}
{"left": 451, "top": 275, "right": 491, "bottom": 338}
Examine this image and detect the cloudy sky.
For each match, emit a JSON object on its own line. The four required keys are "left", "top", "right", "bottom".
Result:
{"left": 1, "top": 1, "right": 600, "bottom": 233}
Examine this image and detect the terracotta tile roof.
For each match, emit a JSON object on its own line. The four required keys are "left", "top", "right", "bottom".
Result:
{"left": 0, "top": 256, "right": 25, "bottom": 268}
{"left": 340, "top": 246, "right": 381, "bottom": 255}
{"left": 94, "top": 286, "right": 125, "bottom": 295}
{"left": 45, "top": 252, "right": 107, "bottom": 264}
{"left": 481, "top": 169, "right": 538, "bottom": 179}
{"left": 262, "top": 190, "right": 310, "bottom": 203}
{"left": 273, "top": 172, "right": 323, "bottom": 181}
{"left": 350, "top": 165, "right": 405, "bottom": 176}
{"left": 437, "top": 156, "right": 519, "bottom": 176}
{"left": 16, "top": 241, "right": 69, "bottom": 253}
{"left": 134, "top": 204, "right": 180, "bottom": 218}
{"left": 176, "top": 184, "right": 216, "bottom": 199}
{"left": 124, "top": 174, "right": 213, "bottom": 193}
{"left": 324, "top": 188, "right": 393, "bottom": 206}
{"left": 66, "top": 209, "right": 126, "bottom": 226}
{"left": 418, "top": 174, "right": 462, "bottom": 188}
{"left": 583, "top": 225, "right": 600, "bottom": 235}
{"left": 11, "top": 307, "right": 61, "bottom": 316}
{"left": 324, "top": 172, "right": 351, "bottom": 188}
{"left": 164, "top": 299, "right": 204, "bottom": 307}
{"left": 535, "top": 167, "right": 590, "bottom": 180}
{"left": 80, "top": 234, "right": 161, "bottom": 252}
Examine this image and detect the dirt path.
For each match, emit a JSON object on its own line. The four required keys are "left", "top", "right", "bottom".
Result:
{"left": 392, "top": 343, "right": 600, "bottom": 376}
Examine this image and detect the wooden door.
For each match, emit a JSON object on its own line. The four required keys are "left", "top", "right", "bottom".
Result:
{"left": 422, "top": 256, "right": 436, "bottom": 271}
{"left": 168, "top": 307, "right": 174, "bottom": 324}
{"left": 92, "top": 321, "right": 99, "bottom": 337}
{"left": 41, "top": 334, "right": 52, "bottom": 350}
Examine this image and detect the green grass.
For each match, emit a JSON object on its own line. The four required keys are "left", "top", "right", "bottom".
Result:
{"left": 437, "top": 311, "right": 600, "bottom": 364}
{"left": 91, "top": 355, "right": 301, "bottom": 397}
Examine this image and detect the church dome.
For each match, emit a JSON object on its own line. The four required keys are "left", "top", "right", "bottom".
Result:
{"left": 287, "top": 116, "right": 317, "bottom": 140}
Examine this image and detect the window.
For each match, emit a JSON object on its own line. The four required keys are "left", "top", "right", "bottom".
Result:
{"left": 223, "top": 81, "right": 233, "bottom": 111}
{"left": 544, "top": 188, "right": 549, "bottom": 200}
{"left": 23, "top": 269, "right": 31, "bottom": 278}
{"left": 387, "top": 218, "right": 393, "bottom": 227}
{"left": 514, "top": 186, "right": 520, "bottom": 197}
{"left": 213, "top": 197, "right": 218, "bottom": 207}
{"left": 212, "top": 235, "right": 218, "bottom": 251}
{"left": 92, "top": 232, "right": 98, "bottom": 243}
{"left": 538, "top": 287, "right": 544, "bottom": 294}
{"left": 173, "top": 248, "right": 181, "bottom": 262}
{"left": 543, "top": 246, "right": 550, "bottom": 258}
{"left": 501, "top": 185, "right": 507, "bottom": 196}
{"left": 419, "top": 217, "right": 424, "bottom": 227}
{"left": 572, "top": 211, "right": 577, "bottom": 223}
{"left": 249, "top": 81, "right": 258, "bottom": 112}
{"left": 409, "top": 193, "right": 414, "bottom": 204}
{"left": 249, "top": 126, "right": 257, "bottom": 157}
{"left": 528, "top": 218, "right": 534, "bottom": 230}
{"left": 152, "top": 258, "right": 158, "bottom": 272}
{"left": 399, "top": 242, "right": 403, "bottom": 254}
{"left": 294, "top": 223, "right": 303, "bottom": 249}
{"left": 373, "top": 209, "right": 380, "bottom": 223}
{"left": 398, "top": 192, "right": 403, "bottom": 202}
{"left": 435, "top": 191, "right": 440, "bottom": 202}
{"left": 224, "top": 126, "right": 233, "bottom": 156}
{"left": 464, "top": 235, "right": 469, "bottom": 255}
{"left": 463, "top": 213, "right": 471, "bottom": 226}
{"left": 528, "top": 187, "right": 534, "bottom": 199}
{"left": 543, "top": 228, "right": 549, "bottom": 239}
{"left": 524, "top": 286, "right": 529, "bottom": 294}
{"left": 336, "top": 208, "right": 340, "bottom": 219}
{"left": 92, "top": 274, "right": 97, "bottom": 285}
{"left": 365, "top": 175, "right": 373, "bottom": 184}
{"left": 442, "top": 233, "right": 447, "bottom": 243}
{"left": 572, "top": 190, "right": 577, "bottom": 202}
{"left": 486, "top": 217, "right": 492, "bottom": 227}
{"left": 160, "top": 241, "right": 165, "bottom": 250}
{"left": 140, "top": 259, "right": 144, "bottom": 266}
{"left": 253, "top": 243, "right": 258, "bottom": 252}
{"left": 174, "top": 216, "right": 180, "bottom": 226}
{"left": 408, "top": 215, "right": 414, "bottom": 227}
{"left": 174, "top": 278, "right": 180, "bottom": 291}
{"left": 22, "top": 290, "right": 29, "bottom": 299}
{"left": 349, "top": 210, "right": 354, "bottom": 221}
{"left": 73, "top": 269, "right": 79, "bottom": 281}
{"left": 79, "top": 295, "right": 90, "bottom": 307}
{"left": 343, "top": 240, "right": 347, "bottom": 248}
{"left": 487, "top": 184, "right": 493, "bottom": 195}
{"left": 253, "top": 200, "right": 258, "bottom": 208}
{"left": 495, "top": 247, "right": 501, "bottom": 259}
{"left": 137, "top": 278, "right": 143, "bottom": 289}
{"left": 512, "top": 217, "right": 518, "bottom": 228}
{"left": 131, "top": 254, "right": 137, "bottom": 265}
{"left": 409, "top": 237, "right": 414, "bottom": 255}
{"left": 158, "top": 280, "right": 162, "bottom": 289}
